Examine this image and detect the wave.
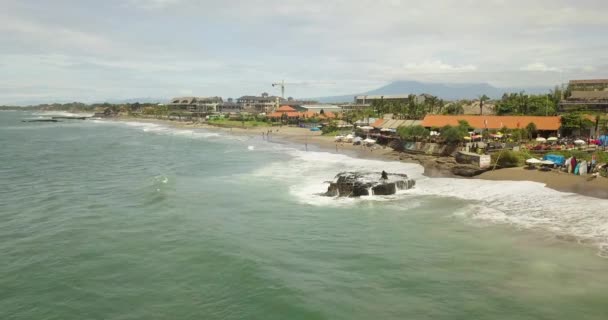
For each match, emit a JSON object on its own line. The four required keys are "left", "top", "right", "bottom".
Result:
{"left": 32, "top": 111, "right": 94, "bottom": 117}
{"left": 251, "top": 145, "right": 608, "bottom": 254}
{"left": 97, "top": 120, "right": 221, "bottom": 139}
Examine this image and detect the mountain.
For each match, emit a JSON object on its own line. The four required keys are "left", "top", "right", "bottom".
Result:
{"left": 314, "top": 80, "right": 550, "bottom": 103}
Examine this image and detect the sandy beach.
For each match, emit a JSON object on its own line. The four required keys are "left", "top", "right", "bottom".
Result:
{"left": 115, "top": 116, "right": 608, "bottom": 199}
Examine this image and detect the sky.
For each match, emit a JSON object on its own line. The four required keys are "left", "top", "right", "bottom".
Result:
{"left": 1, "top": 0, "right": 607, "bottom": 105}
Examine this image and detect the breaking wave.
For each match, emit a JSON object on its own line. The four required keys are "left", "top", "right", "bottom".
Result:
{"left": 251, "top": 144, "right": 608, "bottom": 254}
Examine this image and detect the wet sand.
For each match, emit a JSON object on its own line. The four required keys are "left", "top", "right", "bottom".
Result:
{"left": 478, "top": 167, "right": 608, "bottom": 199}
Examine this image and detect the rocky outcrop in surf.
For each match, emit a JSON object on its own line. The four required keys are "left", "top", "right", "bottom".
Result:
{"left": 324, "top": 172, "right": 415, "bottom": 197}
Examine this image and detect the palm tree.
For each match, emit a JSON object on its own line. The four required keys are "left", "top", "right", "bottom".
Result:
{"left": 478, "top": 94, "right": 490, "bottom": 115}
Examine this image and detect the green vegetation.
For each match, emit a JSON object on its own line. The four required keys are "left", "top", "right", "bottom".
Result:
{"left": 367, "top": 94, "right": 444, "bottom": 120}
{"left": 495, "top": 91, "right": 559, "bottom": 116}
{"left": 397, "top": 125, "right": 429, "bottom": 140}
{"left": 321, "top": 121, "right": 338, "bottom": 135}
{"left": 491, "top": 150, "right": 522, "bottom": 168}
{"left": 560, "top": 112, "right": 596, "bottom": 136}
{"left": 439, "top": 120, "right": 470, "bottom": 144}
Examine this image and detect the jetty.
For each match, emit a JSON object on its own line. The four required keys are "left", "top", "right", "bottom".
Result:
{"left": 22, "top": 119, "right": 60, "bottom": 122}
{"left": 51, "top": 116, "right": 89, "bottom": 120}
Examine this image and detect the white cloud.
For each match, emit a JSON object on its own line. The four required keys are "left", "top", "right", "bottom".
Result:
{"left": 1, "top": 0, "right": 607, "bottom": 103}
{"left": 403, "top": 60, "right": 477, "bottom": 74}
{"left": 128, "top": 0, "right": 181, "bottom": 9}
{"left": 521, "top": 62, "right": 560, "bottom": 72}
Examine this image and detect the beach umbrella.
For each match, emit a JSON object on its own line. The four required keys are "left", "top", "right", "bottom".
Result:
{"left": 547, "top": 137, "right": 558, "bottom": 141}
{"left": 380, "top": 128, "right": 392, "bottom": 132}
{"left": 464, "top": 136, "right": 472, "bottom": 140}
{"left": 334, "top": 135, "right": 344, "bottom": 141}
{"left": 363, "top": 138, "right": 376, "bottom": 144}
{"left": 430, "top": 131, "right": 440, "bottom": 136}
{"left": 574, "top": 139, "right": 586, "bottom": 145}
{"left": 536, "top": 137, "right": 547, "bottom": 142}
{"left": 359, "top": 126, "right": 374, "bottom": 131}
{"left": 353, "top": 137, "right": 362, "bottom": 142}
{"left": 540, "top": 160, "right": 555, "bottom": 165}
{"left": 525, "top": 158, "right": 542, "bottom": 164}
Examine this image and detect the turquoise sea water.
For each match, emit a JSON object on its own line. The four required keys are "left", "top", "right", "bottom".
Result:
{"left": 2, "top": 111, "right": 608, "bottom": 320}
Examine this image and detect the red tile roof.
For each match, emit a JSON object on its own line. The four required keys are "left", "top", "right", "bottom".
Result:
{"left": 371, "top": 119, "right": 386, "bottom": 127}
{"left": 268, "top": 111, "right": 301, "bottom": 118}
{"left": 277, "top": 105, "right": 297, "bottom": 112}
{"left": 421, "top": 115, "right": 561, "bottom": 131}
{"left": 301, "top": 111, "right": 317, "bottom": 118}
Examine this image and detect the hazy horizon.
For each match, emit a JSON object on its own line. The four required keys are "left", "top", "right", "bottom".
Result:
{"left": 2, "top": 0, "right": 607, "bottom": 105}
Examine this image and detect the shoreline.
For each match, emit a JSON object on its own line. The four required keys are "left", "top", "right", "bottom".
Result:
{"left": 112, "top": 116, "right": 608, "bottom": 199}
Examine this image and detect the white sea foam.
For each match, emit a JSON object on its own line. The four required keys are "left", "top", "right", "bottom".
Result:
{"left": 250, "top": 148, "right": 425, "bottom": 207}
{"left": 107, "top": 121, "right": 221, "bottom": 139}
{"left": 32, "top": 111, "right": 94, "bottom": 117}
{"left": 251, "top": 144, "right": 608, "bottom": 253}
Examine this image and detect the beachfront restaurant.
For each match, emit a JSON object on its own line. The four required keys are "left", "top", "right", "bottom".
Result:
{"left": 421, "top": 115, "right": 562, "bottom": 136}
{"left": 369, "top": 119, "right": 423, "bottom": 144}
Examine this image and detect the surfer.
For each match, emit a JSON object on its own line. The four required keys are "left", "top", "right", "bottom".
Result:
{"left": 381, "top": 170, "right": 388, "bottom": 180}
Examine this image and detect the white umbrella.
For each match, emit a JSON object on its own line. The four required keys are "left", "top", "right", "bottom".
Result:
{"left": 334, "top": 135, "right": 344, "bottom": 141}
{"left": 547, "top": 137, "right": 558, "bottom": 141}
{"left": 540, "top": 160, "right": 555, "bottom": 165}
{"left": 360, "top": 126, "right": 374, "bottom": 131}
{"left": 431, "top": 131, "right": 440, "bottom": 136}
{"left": 536, "top": 137, "right": 547, "bottom": 142}
{"left": 574, "top": 139, "right": 586, "bottom": 145}
{"left": 363, "top": 138, "right": 376, "bottom": 144}
{"left": 380, "top": 128, "right": 392, "bottom": 132}
{"left": 353, "top": 137, "right": 362, "bottom": 142}
{"left": 525, "top": 158, "right": 542, "bottom": 164}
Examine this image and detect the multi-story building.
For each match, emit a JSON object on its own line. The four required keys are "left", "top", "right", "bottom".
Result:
{"left": 560, "top": 79, "right": 608, "bottom": 112}
{"left": 168, "top": 96, "right": 223, "bottom": 113}
{"left": 218, "top": 98, "right": 243, "bottom": 113}
{"left": 236, "top": 92, "right": 284, "bottom": 113}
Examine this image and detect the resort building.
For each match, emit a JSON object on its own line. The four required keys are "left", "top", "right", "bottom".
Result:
{"left": 299, "top": 104, "right": 343, "bottom": 113}
{"left": 281, "top": 97, "right": 318, "bottom": 109}
{"left": 267, "top": 105, "right": 337, "bottom": 122}
{"left": 421, "top": 115, "right": 562, "bottom": 133}
{"left": 236, "top": 93, "right": 284, "bottom": 113}
{"left": 168, "top": 96, "right": 223, "bottom": 113}
{"left": 560, "top": 79, "right": 608, "bottom": 112}
{"left": 218, "top": 98, "right": 242, "bottom": 113}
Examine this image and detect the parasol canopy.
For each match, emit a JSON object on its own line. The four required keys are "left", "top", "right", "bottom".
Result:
{"left": 547, "top": 137, "right": 558, "bottom": 141}
{"left": 536, "top": 137, "right": 547, "bottom": 142}
{"left": 574, "top": 139, "right": 586, "bottom": 145}
{"left": 525, "top": 158, "right": 542, "bottom": 164}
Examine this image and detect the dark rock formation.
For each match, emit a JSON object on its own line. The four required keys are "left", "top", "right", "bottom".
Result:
{"left": 324, "top": 172, "right": 415, "bottom": 197}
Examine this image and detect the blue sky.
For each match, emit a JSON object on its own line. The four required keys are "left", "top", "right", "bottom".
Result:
{"left": 1, "top": 0, "right": 607, "bottom": 105}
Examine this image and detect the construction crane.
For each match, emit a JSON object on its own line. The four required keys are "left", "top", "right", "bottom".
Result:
{"left": 271, "top": 80, "right": 292, "bottom": 99}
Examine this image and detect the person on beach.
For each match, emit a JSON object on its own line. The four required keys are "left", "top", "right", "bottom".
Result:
{"left": 381, "top": 170, "right": 388, "bottom": 181}
{"left": 571, "top": 156, "right": 577, "bottom": 174}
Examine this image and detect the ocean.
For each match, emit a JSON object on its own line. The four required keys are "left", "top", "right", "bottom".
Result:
{"left": 2, "top": 110, "right": 608, "bottom": 320}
